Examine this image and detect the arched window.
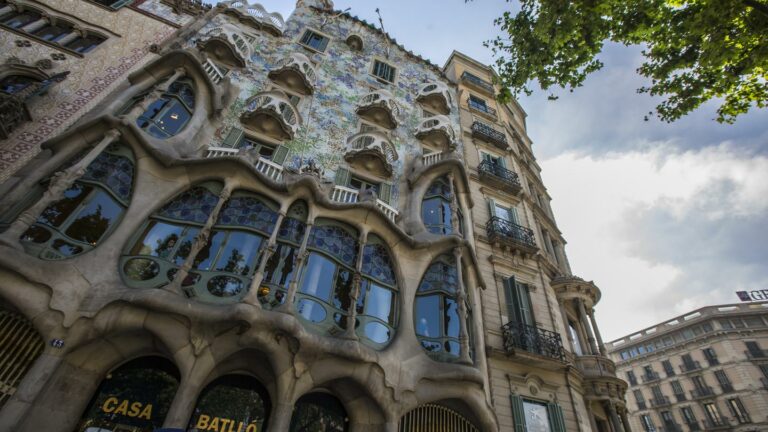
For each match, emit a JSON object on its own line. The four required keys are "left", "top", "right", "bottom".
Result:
{"left": 290, "top": 393, "right": 349, "bottom": 432}
{"left": 75, "top": 356, "right": 180, "bottom": 432}
{"left": 422, "top": 175, "right": 454, "bottom": 235}
{"left": 0, "top": 309, "right": 44, "bottom": 409}
{"left": 414, "top": 254, "right": 462, "bottom": 360}
{"left": 258, "top": 200, "right": 307, "bottom": 308}
{"left": 0, "top": 74, "right": 38, "bottom": 95}
{"left": 33, "top": 20, "right": 73, "bottom": 42}
{"left": 135, "top": 78, "right": 195, "bottom": 139}
{"left": 296, "top": 220, "right": 358, "bottom": 334}
{"left": 19, "top": 144, "right": 135, "bottom": 260}
{"left": 65, "top": 33, "right": 105, "bottom": 53}
{"left": 357, "top": 234, "right": 398, "bottom": 348}
{"left": 2, "top": 8, "right": 41, "bottom": 29}
{"left": 189, "top": 375, "right": 271, "bottom": 432}
{"left": 122, "top": 182, "right": 222, "bottom": 289}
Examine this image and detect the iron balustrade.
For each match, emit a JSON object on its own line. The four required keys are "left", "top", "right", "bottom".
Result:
{"left": 703, "top": 418, "right": 730, "bottom": 429}
{"left": 720, "top": 383, "right": 734, "bottom": 393}
{"left": 636, "top": 401, "right": 647, "bottom": 411}
{"left": 663, "top": 423, "right": 683, "bottom": 432}
{"left": 478, "top": 160, "right": 521, "bottom": 191}
{"left": 468, "top": 99, "right": 497, "bottom": 117}
{"left": 642, "top": 371, "right": 661, "bottom": 383}
{"left": 680, "top": 360, "right": 701, "bottom": 373}
{"left": 461, "top": 71, "right": 495, "bottom": 94}
{"left": 471, "top": 121, "right": 507, "bottom": 148}
{"left": 674, "top": 392, "right": 687, "bottom": 402}
{"left": 501, "top": 321, "right": 564, "bottom": 361}
{"left": 486, "top": 217, "right": 536, "bottom": 249}
{"left": 690, "top": 386, "right": 715, "bottom": 399}
{"left": 650, "top": 395, "right": 671, "bottom": 407}
{"left": 686, "top": 421, "right": 702, "bottom": 431}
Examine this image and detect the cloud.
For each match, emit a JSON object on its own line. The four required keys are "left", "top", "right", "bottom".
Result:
{"left": 541, "top": 144, "right": 768, "bottom": 340}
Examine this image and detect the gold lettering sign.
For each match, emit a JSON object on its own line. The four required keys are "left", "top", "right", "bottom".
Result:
{"left": 101, "top": 397, "right": 153, "bottom": 420}
{"left": 195, "top": 414, "right": 259, "bottom": 432}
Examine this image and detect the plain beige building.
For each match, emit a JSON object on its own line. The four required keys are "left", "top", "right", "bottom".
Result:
{"left": 607, "top": 302, "right": 768, "bottom": 432}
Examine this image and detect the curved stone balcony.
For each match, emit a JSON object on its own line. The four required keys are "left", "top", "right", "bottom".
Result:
{"left": 224, "top": 1, "right": 285, "bottom": 36}
{"left": 415, "top": 115, "right": 456, "bottom": 150}
{"left": 416, "top": 81, "right": 452, "bottom": 115}
{"left": 575, "top": 355, "right": 617, "bottom": 379}
{"left": 550, "top": 275, "right": 601, "bottom": 309}
{"left": 198, "top": 24, "right": 251, "bottom": 67}
{"left": 241, "top": 90, "right": 300, "bottom": 140}
{"left": 268, "top": 53, "right": 317, "bottom": 95}
{"left": 344, "top": 131, "right": 398, "bottom": 177}
{"left": 356, "top": 89, "right": 400, "bottom": 129}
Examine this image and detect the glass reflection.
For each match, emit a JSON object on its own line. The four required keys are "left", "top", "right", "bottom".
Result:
{"left": 188, "top": 375, "right": 270, "bottom": 432}
{"left": 134, "top": 78, "right": 195, "bottom": 139}
{"left": 290, "top": 393, "right": 348, "bottom": 432}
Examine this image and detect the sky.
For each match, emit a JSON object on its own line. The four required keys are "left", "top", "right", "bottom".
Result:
{"left": 234, "top": 1, "right": 768, "bottom": 341}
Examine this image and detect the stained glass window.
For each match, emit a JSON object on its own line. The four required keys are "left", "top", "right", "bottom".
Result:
{"left": 135, "top": 78, "right": 195, "bottom": 139}
{"left": 356, "top": 235, "right": 397, "bottom": 348}
{"left": 259, "top": 202, "right": 307, "bottom": 309}
{"left": 422, "top": 175, "right": 455, "bottom": 235}
{"left": 155, "top": 186, "right": 219, "bottom": 224}
{"left": 19, "top": 144, "right": 135, "bottom": 260}
{"left": 308, "top": 223, "right": 358, "bottom": 267}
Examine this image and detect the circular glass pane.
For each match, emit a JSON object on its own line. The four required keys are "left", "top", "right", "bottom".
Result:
{"left": 296, "top": 299, "right": 327, "bottom": 323}
{"left": 123, "top": 258, "right": 160, "bottom": 281}
{"left": 364, "top": 322, "right": 390, "bottom": 344}
{"left": 207, "top": 276, "right": 243, "bottom": 297}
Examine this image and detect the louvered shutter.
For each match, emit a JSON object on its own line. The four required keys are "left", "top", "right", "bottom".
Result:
{"left": 222, "top": 127, "right": 244, "bottom": 148}
{"left": 379, "top": 181, "right": 394, "bottom": 205}
{"left": 334, "top": 167, "right": 350, "bottom": 186}
{"left": 272, "top": 144, "right": 290, "bottom": 165}
{"left": 488, "top": 198, "right": 497, "bottom": 220}
{"left": 502, "top": 276, "right": 518, "bottom": 324}
{"left": 547, "top": 403, "right": 566, "bottom": 432}
{"left": 517, "top": 282, "right": 534, "bottom": 326}
{"left": 510, "top": 395, "right": 526, "bottom": 432}
{"left": 509, "top": 206, "right": 520, "bottom": 225}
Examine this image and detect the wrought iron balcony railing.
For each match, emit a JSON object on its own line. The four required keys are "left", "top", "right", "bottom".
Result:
{"left": 642, "top": 371, "right": 661, "bottom": 383}
{"left": 478, "top": 160, "right": 521, "bottom": 194}
{"left": 461, "top": 71, "right": 495, "bottom": 94}
{"left": 468, "top": 99, "right": 497, "bottom": 117}
{"left": 719, "top": 383, "right": 734, "bottom": 393}
{"left": 745, "top": 348, "right": 767, "bottom": 359}
{"left": 650, "top": 395, "right": 671, "bottom": 408}
{"left": 703, "top": 418, "right": 731, "bottom": 430}
{"left": 486, "top": 217, "right": 537, "bottom": 251}
{"left": 686, "top": 421, "right": 702, "bottom": 431}
{"left": 690, "top": 386, "right": 715, "bottom": 399}
{"left": 501, "top": 321, "right": 564, "bottom": 362}
{"left": 636, "top": 401, "right": 647, "bottom": 411}
{"left": 471, "top": 121, "right": 508, "bottom": 149}
{"left": 674, "top": 392, "right": 687, "bottom": 402}
{"left": 680, "top": 360, "right": 701, "bottom": 373}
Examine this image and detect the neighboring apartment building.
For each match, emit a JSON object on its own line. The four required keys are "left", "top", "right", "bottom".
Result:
{"left": 0, "top": 1, "right": 628, "bottom": 431}
{"left": 607, "top": 302, "right": 768, "bottom": 432}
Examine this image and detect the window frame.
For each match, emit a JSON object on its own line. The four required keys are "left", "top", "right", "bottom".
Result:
{"left": 297, "top": 27, "right": 331, "bottom": 53}
{"left": 370, "top": 57, "right": 397, "bottom": 84}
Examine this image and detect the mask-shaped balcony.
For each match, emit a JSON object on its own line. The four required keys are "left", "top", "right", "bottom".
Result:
{"left": 198, "top": 24, "right": 251, "bottom": 68}
{"left": 241, "top": 90, "right": 300, "bottom": 140}
{"left": 415, "top": 115, "right": 456, "bottom": 151}
{"left": 344, "top": 131, "right": 398, "bottom": 178}
{"left": 224, "top": 1, "right": 285, "bottom": 36}
{"left": 356, "top": 89, "right": 400, "bottom": 129}
{"left": 267, "top": 53, "right": 317, "bottom": 95}
{"left": 416, "top": 81, "right": 452, "bottom": 115}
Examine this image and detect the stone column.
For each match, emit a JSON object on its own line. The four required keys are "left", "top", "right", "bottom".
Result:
{"left": 56, "top": 29, "right": 81, "bottom": 46}
{"left": 607, "top": 401, "right": 625, "bottom": 432}
{"left": 0, "top": 129, "right": 121, "bottom": 248}
{"left": 585, "top": 402, "right": 599, "bottom": 432}
{"left": 588, "top": 307, "right": 607, "bottom": 356}
{"left": 447, "top": 172, "right": 460, "bottom": 235}
{"left": 162, "top": 377, "right": 204, "bottom": 429}
{"left": 123, "top": 67, "right": 186, "bottom": 121}
{"left": 454, "top": 247, "right": 472, "bottom": 364}
{"left": 243, "top": 212, "right": 285, "bottom": 306}
{"left": 165, "top": 184, "right": 232, "bottom": 295}
{"left": 619, "top": 407, "right": 633, "bottom": 432}
{"left": 267, "top": 401, "right": 294, "bottom": 431}
{"left": 275, "top": 219, "right": 314, "bottom": 314}
{"left": 0, "top": 352, "right": 63, "bottom": 431}
{"left": 577, "top": 299, "right": 599, "bottom": 355}
{"left": 344, "top": 230, "right": 367, "bottom": 340}
{"left": 20, "top": 17, "right": 48, "bottom": 33}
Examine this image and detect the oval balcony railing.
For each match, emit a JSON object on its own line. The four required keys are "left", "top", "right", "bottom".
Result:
{"left": 241, "top": 90, "right": 300, "bottom": 140}
{"left": 477, "top": 160, "right": 522, "bottom": 195}
{"left": 502, "top": 321, "right": 565, "bottom": 362}
{"left": 486, "top": 216, "right": 537, "bottom": 253}
{"left": 416, "top": 81, "right": 452, "bottom": 115}
{"left": 356, "top": 89, "right": 400, "bottom": 129}
{"left": 204, "top": 146, "right": 284, "bottom": 182}
{"left": 268, "top": 52, "right": 317, "bottom": 95}
{"left": 198, "top": 25, "right": 251, "bottom": 67}
{"left": 415, "top": 115, "right": 455, "bottom": 150}
{"left": 225, "top": 1, "right": 285, "bottom": 35}
{"left": 329, "top": 185, "right": 398, "bottom": 222}
{"left": 344, "top": 131, "right": 398, "bottom": 177}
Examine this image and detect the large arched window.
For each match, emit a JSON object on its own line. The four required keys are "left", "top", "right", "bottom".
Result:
{"left": 2, "top": 8, "right": 41, "bottom": 29}
{"left": 135, "top": 78, "right": 195, "bottom": 139}
{"left": 422, "top": 175, "right": 454, "bottom": 235}
{"left": 0, "top": 74, "right": 38, "bottom": 95}
{"left": 258, "top": 200, "right": 307, "bottom": 308}
{"left": 290, "top": 392, "right": 349, "bottom": 432}
{"left": 75, "top": 356, "right": 179, "bottom": 432}
{"left": 19, "top": 144, "right": 135, "bottom": 260}
{"left": 0, "top": 309, "right": 44, "bottom": 409}
{"left": 357, "top": 234, "right": 398, "bottom": 348}
{"left": 414, "top": 254, "right": 462, "bottom": 360}
{"left": 188, "top": 375, "right": 271, "bottom": 432}
{"left": 296, "top": 220, "right": 359, "bottom": 334}
{"left": 122, "top": 182, "right": 222, "bottom": 289}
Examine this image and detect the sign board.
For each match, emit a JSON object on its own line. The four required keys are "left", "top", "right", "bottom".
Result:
{"left": 736, "top": 290, "right": 768, "bottom": 302}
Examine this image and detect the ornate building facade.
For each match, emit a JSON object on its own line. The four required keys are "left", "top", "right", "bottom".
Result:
{"left": 608, "top": 302, "right": 768, "bottom": 432}
{"left": 0, "top": 1, "right": 628, "bottom": 431}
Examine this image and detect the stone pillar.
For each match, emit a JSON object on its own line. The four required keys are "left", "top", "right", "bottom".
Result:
{"left": 0, "top": 5, "right": 14, "bottom": 16}
{"left": 165, "top": 184, "right": 232, "bottom": 295}
{"left": 0, "top": 352, "right": 63, "bottom": 431}
{"left": 267, "top": 401, "right": 294, "bottom": 431}
{"left": 606, "top": 401, "right": 625, "bottom": 432}
{"left": 243, "top": 212, "right": 285, "bottom": 306}
{"left": 20, "top": 17, "right": 47, "bottom": 33}
{"left": 619, "top": 407, "right": 633, "bottom": 432}
{"left": 585, "top": 402, "right": 599, "bottom": 432}
{"left": 454, "top": 247, "right": 472, "bottom": 364}
{"left": 56, "top": 30, "right": 81, "bottom": 46}
{"left": 344, "top": 230, "right": 367, "bottom": 340}
{"left": 447, "top": 172, "right": 460, "bottom": 235}
{"left": 275, "top": 219, "right": 314, "bottom": 314}
{"left": 588, "top": 307, "right": 607, "bottom": 356}
{"left": 123, "top": 67, "right": 186, "bottom": 121}
{"left": 0, "top": 129, "right": 121, "bottom": 248}
{"left": 577, "top": 299, "right": 599, "bottom": 355}
{"left": 162, "top": 377, "right": 204, "bottom": 429}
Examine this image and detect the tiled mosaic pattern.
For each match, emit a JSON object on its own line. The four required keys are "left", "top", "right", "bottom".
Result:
{"left": 135, "top": 0, "right": 195, "bottom": 26}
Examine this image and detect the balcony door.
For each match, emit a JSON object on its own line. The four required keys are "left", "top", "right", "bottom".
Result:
{"left": 489, "top": 199, "right": 519, "bottom": 225}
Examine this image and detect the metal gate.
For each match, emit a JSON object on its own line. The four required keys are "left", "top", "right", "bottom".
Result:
{"left": 399, "top": 403, "right": 480, "bottom": 432}
{"left": 0, "top": 310, "right": 44, "bottom": 408}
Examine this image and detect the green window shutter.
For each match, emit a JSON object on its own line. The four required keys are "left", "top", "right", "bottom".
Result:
{"left": 517, "top": 282, "right": 534, "bottom": 326}
{"left": 503, "top": 276, "right": 519, "bottom": 324}
{"left": 334, "top": 167, "right": 350, "bottom": 186}
{"left": 547, "top": 403, "right": 566, "bottom": 432}
{"left": 318, "top": 35, "right": 329, "bottom": 52}
{"left": 510, "top": 395, "right": 526, "bottom": 432}
{"left": 272, "top": 144, "right": 290, "bottom": 165}
{"left": 488, "top": 198, "right": 496, "bottom": 220}
{"left": 379, "top": 181, "right": 393, "bottom": 205}
{"left": 300, "top": 31, "right": 312, "bottom": 45}
{"left": 509, "top": 206, "right": 520, "bottom": 225}
{"left": 222, "top": 127, "right": 244, "bottom": 148}
{"left": 500, "top": 156, "right": 508, "bottom": 168}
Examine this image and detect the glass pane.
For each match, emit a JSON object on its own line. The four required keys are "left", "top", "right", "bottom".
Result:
{"left": 137, "top": 98, "right": 168, "bottom": 124}
{"left": 193, "top": 231, "right": 225, "bottom": 271}
{"left": 4, "top": 11, "right": 40, "bottom": 28}
{"left": 33, "top": 24, "right": 71, "bottom": 42}
{"left": 214, "top": 231, "right": 263, "bottom": 276}
{"left": 168, "top": 81, "right": 195, "bottom": 108}
{"left": 64, "top": 188, "right": 123, "bottom": 245}
{"left": 263, "top": 243, "right": 296, "bottom": 288}
{"left": 218, "top": 195, "right": 278, "bottom": 235}
{"left": 123, "top": 258, "right": 160, "bottom": 281}
{"left": 81, "top": 150, "right": 135, "bottom": 202}
{"left": 444, "top": 340, "right": 460, "bottom": 356}
{"left": 444, "top": 297, "right": 460, "bottom": 338}
{"left": 332, "top": 268, "right": 353, "bottom": 311}
{"left": 207, "top": 276, "right": 244, "bottom": 297}
{"left": 299, "top": 253, "right": 336, "bottom": 301}
{"left": 290, "top": 393, "right": 347, "bottom": 432}
{"left": 441, "top": 200, "right": 453, "bottom": 234}
{"left": 152, "top": 100, "right": 191, "bottom": 136}
{"left": 51, "top": 239, "right": 83, "bottom": 256}
{"left": 37, "top": 183, "right": 91, "bottom": 227}
{"left": 277, "top": 217, "right": 306, "bottom": 244}
{"left": 364, "top": 284, "right": 394, "bottom": 324}
{"left": 0, "top": 75, "right": 36, "bottom": 94}
{"left": 20, "top": 225, "right": 52, "bottom": 243}
{"left": 523, "top": 400, "right": 552, "bottom": 432}
{"left": 420, "top": 339, "right": 441, "bottom": 352}
{"left": 172, "top": 227, "right": 199, "bottom": 265}
{"left": 296, "top": 299, "right": 327, "bottom": 323}
{"left": 130, "top": 221, "right": 184, "bottom": 258}
{"left": 415, "top": 295, "right": 440, "bottom": 337}
{"left": 364, "top": 322, "right": 390, "bottom": 344}
{"left": 418, "top": 258, "right": 458, "bottom": 294}
{"left": 189, "top": 375, "right": 268, "bottom": 432}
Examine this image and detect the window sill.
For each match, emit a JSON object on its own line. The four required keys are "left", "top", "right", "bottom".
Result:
{"left": 297, "top": 42, "right": 325, "bottom": 55}
{"left": 368, "top": 73, "right": 394, "bottom": 86}
{"left": 0, "top": 24, "right": 85, "bottom": 58}
{"left": 81, "top": 0, "right": 125, "bottom": 13}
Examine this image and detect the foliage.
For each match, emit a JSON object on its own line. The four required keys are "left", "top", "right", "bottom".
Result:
{"left": 481, "top": 0, "right": 768, "bottom": 123}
